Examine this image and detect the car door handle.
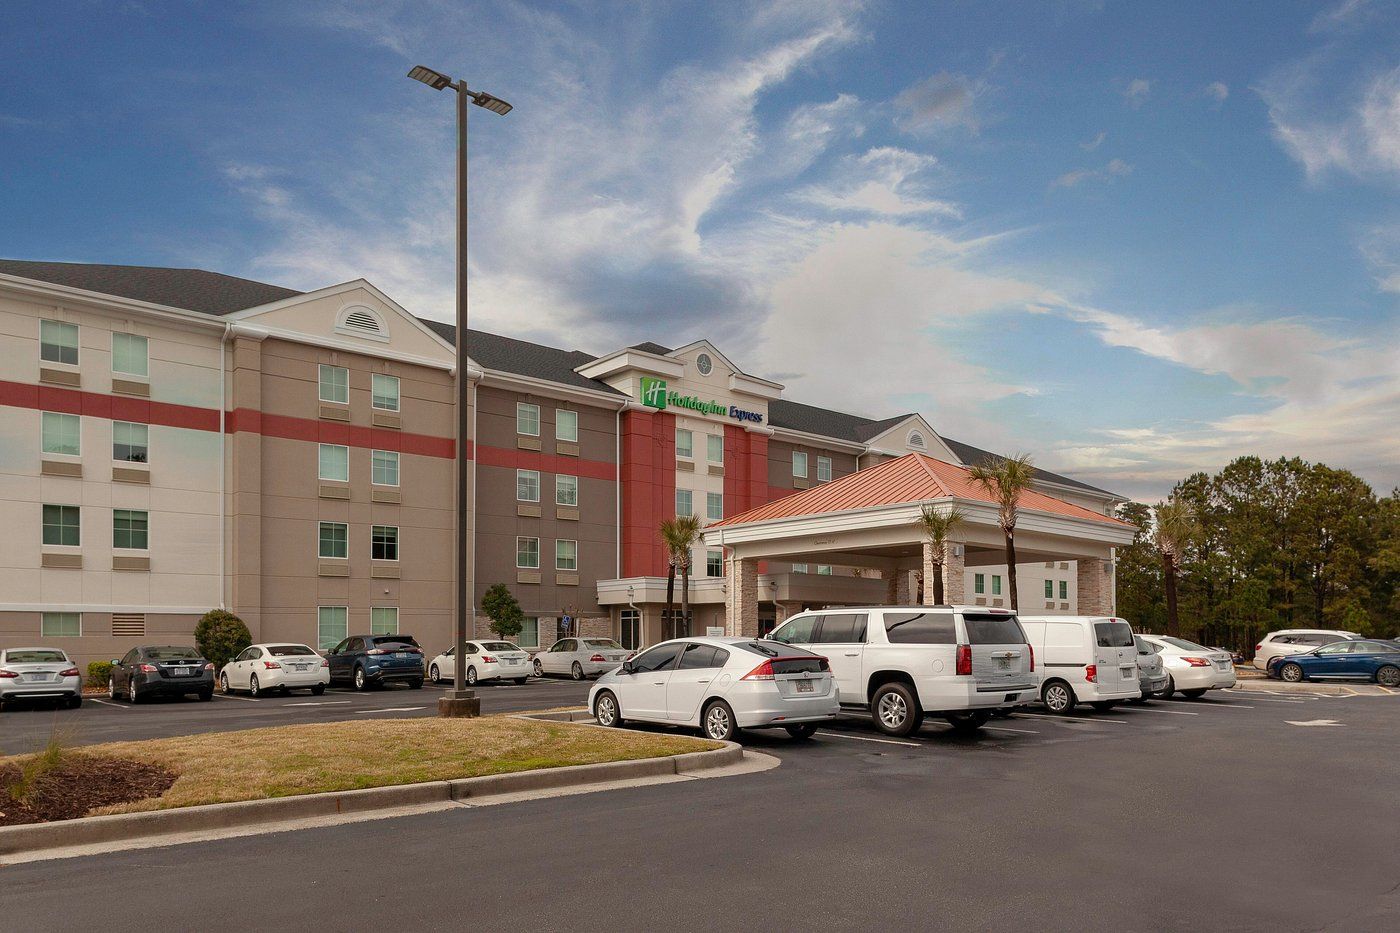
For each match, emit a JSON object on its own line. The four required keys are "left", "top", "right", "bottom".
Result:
{"left": 843, "top": 652, "right": 859, "bottom": 657}
{"left": 653, "top": 681, "right": 666, "bottom": 685}
{"left": 697, "top": 679, "right": 710, "bottom": 684}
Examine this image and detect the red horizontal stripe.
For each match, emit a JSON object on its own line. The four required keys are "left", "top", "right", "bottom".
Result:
{"left": 2, "top": 379, "right": 219, "bottom": 432}
{"left": 224, "top": 408, "right": 455, "bottom": 459}
{"left": 474, "top": 444, "right": 616, "bottom": 482}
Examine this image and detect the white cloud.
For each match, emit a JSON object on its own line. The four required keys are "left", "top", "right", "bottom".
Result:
{"left": 894, "top": 71, "right": 982, "bottom": 133}
{"left": 1051, "top": 158, "right": 1132, "bottom": 189}
{"left": 1262, "top": 62, "right": 1400, "bottom": 182}
{"left": 1204, "top": 81, "right": 1229, "bottom": 104}
{"left": 1123, "top": 78, "right": 1150, "bottom": 108}
{"left": 1080, "top": 131, "right": 1106, "bottom": 151}
{"left": 797, "top": 147, "right": 960, "bottom": 217}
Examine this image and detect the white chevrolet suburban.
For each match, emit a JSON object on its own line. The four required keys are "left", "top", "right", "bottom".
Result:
{"left": 767, "top": 606, "right": 1038, "bottom": 736}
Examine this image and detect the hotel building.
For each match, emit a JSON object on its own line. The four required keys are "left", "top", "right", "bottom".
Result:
{"left": 0, "top": 260, "right": 1134, "bottom": 667}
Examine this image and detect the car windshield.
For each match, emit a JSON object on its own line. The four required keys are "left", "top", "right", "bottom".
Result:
{"left": 1158, "top": 636, "right": 1210, "bottom": 651}
{"left": 267, "top": 644, "right": 317, "bottom": 657}
{"left": 5, "top": 649, "right": 67, "bottom": 663}
{"left": 481, "top": 642, "right": 518, "bottom": 652}
{"left": 146, "top": 646, "right": 202, "bottom": 660}
{"left": 583, "top": 639, "right": 623, "bottom": 650}
{"left": 964, "top": 612, "right": 1027, "bottom": 645}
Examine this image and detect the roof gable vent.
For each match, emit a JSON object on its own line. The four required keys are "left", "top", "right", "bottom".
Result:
{"left": 907, "top": 430, "right": 926, "bottom": 449}
{"left": 335, "top": 304, "right": 389, "bottom": 342}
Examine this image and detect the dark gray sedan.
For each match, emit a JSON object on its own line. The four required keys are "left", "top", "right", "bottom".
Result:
{"left": 109, "top": 645, "right": 215, "bottom": 703}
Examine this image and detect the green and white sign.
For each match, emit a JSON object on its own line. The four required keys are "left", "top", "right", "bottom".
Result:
{"left": 640, "top": 376, "right": 668, "bottom": 409}
{"left": 636, "top": 376, "right": 764, "bottom": 424}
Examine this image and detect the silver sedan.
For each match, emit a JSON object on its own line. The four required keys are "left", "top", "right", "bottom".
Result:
{"left": 533, "top": 637, "right": 630, "bottom": 680}
{"left": 0, "top": 647, "right": 83, "bottom": 709}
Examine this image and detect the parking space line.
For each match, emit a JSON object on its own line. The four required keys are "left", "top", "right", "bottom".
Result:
{"left": 357, "top": 706, "right": 428, "bottom": 714}
{"left": 1013, "top": 713, "right": 1129, "bottom": 725}
{"left": 89, "top": 698, "right": 128, "bottom": 710}
{"left": 818, "top": 731, "right": 921, "bottom": 747}
{"left": 982, "top": 725, "right": 1039, "bottom": 734}
{"left": 1225, "top": 696, "right": 1304, "bottom": 704}
{"left": 1122, "top": 706, "right": 1197, "bottom": 715}
{"left": 1160, "top": 699, "right": 1254, "bottom": 709}
{"left": 211, "top": 692, "right": 259, "bottom": 702}
{"left": 284, "top": 700, "right": 353, "bottom": 707}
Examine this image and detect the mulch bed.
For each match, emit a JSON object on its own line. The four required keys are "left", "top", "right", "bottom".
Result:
{"left": 0, "top": 755, "right": 177, "bottom": 826}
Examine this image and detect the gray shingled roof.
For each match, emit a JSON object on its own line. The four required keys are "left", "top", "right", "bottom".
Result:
{"left": 421, "top": 320, "right": 620, "bottom": 395}
{"left": 628, "top": 341, "right": 672, "bottom": 355}
{"left": 0, "top": 259, "right": 302, "bottom": 315}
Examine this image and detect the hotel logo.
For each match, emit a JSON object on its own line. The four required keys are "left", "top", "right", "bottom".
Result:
{"left": 640, "top": 376, "right": 668, "bottom": 409}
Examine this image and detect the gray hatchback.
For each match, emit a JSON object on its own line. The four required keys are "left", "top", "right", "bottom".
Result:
{"left": 1132, "top": 636, "right": 1169, "bottom": 702}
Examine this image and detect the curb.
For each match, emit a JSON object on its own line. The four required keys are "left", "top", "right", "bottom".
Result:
{"left": 0, "top": 740, "right": 741, "bottom": 858}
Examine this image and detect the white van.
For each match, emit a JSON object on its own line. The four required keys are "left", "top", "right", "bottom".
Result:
{"left": 1019, "top": 616, "right": 1141, "bottom": 714}
{"left": 768, "top": 605, "right": 1037, "bottom": 736}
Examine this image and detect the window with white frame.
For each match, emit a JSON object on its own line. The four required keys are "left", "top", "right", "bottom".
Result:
{"left": 555, "top": 474, "right": 578, "bottom": 506}
{"left": 676, "top": 489, "right": 693, "bottom": 517}
{"left": 113, "top": 509, "right": 148, "bottom": 550}
{"left": 1044, "top": 579, "right": 1054, "bottom": 599}
{"left": 992, "top": 575, "right": 1003, "bottom": 596}
{"left": 791, "top": 563, "right": 808, "bottom": 574}
{"left": 516, "top": 617, "right": 539, "bottom": 648}
{"left": 706, "top": 492, "right": 723, "bottom": 521}
{"left": 318, "top": 364, "right": 349, "bottom": 404}
{"left": 113, "top": 421, "right": 148, "bottom": 463}
{"left": 371, "top": 525, "right": 399, "bottom": 561}
{"left": 817, "top": 456, "right": 832, "bottom": 482}
{"left": 516, "top": 469, "right": 541, "bottom": 502}
{"left": 318, "top": 444, "right": 349, "bottom": 482}
{"left": 707, "top": 434, "right": 723, "bottom": 463}
{"left": 40, "top": 320, "right": 78, "bottom": 365}
{"left": 675, "top": 428, "right": 693, "bottom": 459}
{"left": 371, "top": 607, "right": 399, "bottom": 635}
{"left": 706, "top": 549, "right": 724, "bottom": 577}
{"left": 974, "top": 573, "right": 985, "bottom": 594}
{"left": 41, "top": 412, "right": 80, "bottom": 456}
{"left": 1059, "top": 580, "right": 1068, "bottom": 600}
{"left": 41, "top": 612, "right": 81, "bottom": 637}
{"left": 111, "top": 333, "right": 148, "bottom": 377}
{"left": 792, "top": 451, "right": 808, "bottom": 478}
{"left": 555, "top": 539, "right": 578, "bottom": 571}
{"left": 516, "top": 402, "right": 540, "bottom": 436}
{"left": 817, "top": 565, "right": 833, "bottom": 575}
{"left": 318, "top": 607, "right": 348, "bottom": 650}
{"left": 42, "top": 504, "right": 79, "bottom": 546}
{"left": 319, "top": 521, "right": 348, "bottom": 559}
{"left": 372, "top": 449, "right": 399, "bottom": 486}
{"left": 555, "top": 409, "right": 578, "bottom": 442}
{"left": 372, "top": 373, "right": 400, "bottom": 411}
{"left": 516, "top": 536, "right": 540, "bottom": 569}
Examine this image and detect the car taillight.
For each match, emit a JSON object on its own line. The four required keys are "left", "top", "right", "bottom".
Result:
{"left": 139, "top": 663, "right": 159, "bottom": 673}
{"left": 1254, "top": 644, "right": 1262, "bottom": 653}
{"left": 1085, "top": 664, "right": 1097, "bottom": 683}
{"left": 589, "top": 654, "right": 606, "bottom": 663}
{"left": 955, "top": 644, "right": 972, "bottom": 676}
{"left": 321, "top": 658, "right": 330, "bottom": 668}
{"left": 481, "top": 655, "right": 498, "bottom": 664}
{"left": 204, "top": 662, "right": 215, "bottom": 671}
{"left": 0, "top": 669, "right": 16, "bottom": 679}
{"left": 263, "top": 661, "right": 281, "bottom": 670}
{"left": 1027, "top": 644, "right": 1035, "bottom": 672}
{"left": 367, "top": 648, "right": 388, "bottom": 655}
{"left": 742, "top": 660, "right": 776, "bottom": 681}
{"left": 1183, "top": 657, "right": 1210, "bottom": 667}
{"left": 59, "top": 667, "right": 80, "bottom": 677}
{"left": 818, "top": 657, "right": 830, "bottom": 672}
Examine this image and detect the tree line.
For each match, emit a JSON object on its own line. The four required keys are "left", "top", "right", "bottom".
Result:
{"left": 1115, "top": 456, "right": 1400, "bottom": 653}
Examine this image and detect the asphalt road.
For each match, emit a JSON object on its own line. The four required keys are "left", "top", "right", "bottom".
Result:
{"left": 3, "top": 687, "right": 1396, "bottom": 931}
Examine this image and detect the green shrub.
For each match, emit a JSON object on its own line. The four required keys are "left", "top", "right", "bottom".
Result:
{"left": 194, "top": 609, "right": 252, "bottom": 672}
{"left": 86, "top": 660, "right": 113, "bottom": 688}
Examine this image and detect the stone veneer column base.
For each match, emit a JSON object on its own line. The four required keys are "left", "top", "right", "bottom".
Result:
{"left": 726, "top": 555, "right": 759, "bottom": 637}
{"left": 941, "top": 542, "right": 966, "bottom": 604}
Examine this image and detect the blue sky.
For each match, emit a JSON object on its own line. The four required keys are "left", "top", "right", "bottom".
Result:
{"left": 2, "top": 0, "right": 1398, "bottom": 499}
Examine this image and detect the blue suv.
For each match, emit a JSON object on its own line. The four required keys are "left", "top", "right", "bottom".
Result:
{"left": 326, "top": 634, "right": 425, "bottom": 691}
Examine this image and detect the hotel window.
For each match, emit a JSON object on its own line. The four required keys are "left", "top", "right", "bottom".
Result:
{"left": 791, "top": 563, "right": 808, "bottom": 574}
{"left": 372, "top": 449, "right": 399, "bottom": 486}
{"left": 516, "top": 469, "right": 541, "bottom": 502}
{"left": 555, "top": 474, "right": 579, "bottom": 507}
{"left": 319, "top": 521, "right": 349, "bottom": 559}
{"left": 371, "top": 525, "right": 399, "bottom": 561}
{"left": 516, "top": 536, "right": 540, "bottom": 569}
{"left": 318, "top": 444, "right": 349, "bottom": 482}
{"left": 516, "top": 402, "right": 540, "bottom": 436}
{"left": 371, "top": 607, "right": 399, "bottom": 635}
{"left": 992, "top": 575, "right": 1002, "bottom": 596}
{"left": 1044, "top": 579, "right": 1054, "bottom": 599}
{"left": 817, "top": 565, "right": 833, "bottom": 575}
{"left": 113, "top": 421, "right": 148, "bottom": 463}
{"left": 42, "top": 505, "right": 80, "bottom": 546}
{"left": 556, "top": 539, "right": 578, "bottom": 571}
{"left": 676, "top": 489, "right": 693, "bottom": 517}
{"left": 555, "top": 409, "right": 578, "bottom": 442}
{"left": 40, "top": 320, "right": 79, "bottom": 365}
{"left": 1059, "top": 580, "right": 1068, "bottom": 600}
{"left": 372, "top": 373, "right": 400, "bottom": 411}
{"left": 706, "top": 492, "right": 723, "bottom": 521}
{"left": 706, "top": 549, "right": 724, "bottom": 578}
{"left": 792, "top": 451, "right": 808, "bottom": 479}
{"left": 318, "top": 364, "right": 349, "bottom": 404}
{"left": 516, "top": 617, "right": 539, "bottom": 649}
{"left": 707, "top": 434, "right": 723, "bottom": 463}
{"left": 113, "top": 509, "right": 148, "bottom": 550}
{"left": 974, "top": 573, "right": 985, "bottom": 594}
{"left": 817, "top": 456, "right": 832, "bottom": 483}
{"left": 111, "top": 333, "right": 148, "bottom": 377}
{"left": 675, "top": 428, "right": 693, "bottom": 459}
{"left": 41, "top": 612, "right": 81, "bottom": 638}
{"left": 41, "top": 412, "right": 81, "bottom": 456}
{"left": 620, "top": 609, "right": 640, "bottom": 650}
{"left": 318, "top": 607, "right": 348, "bottom": 651}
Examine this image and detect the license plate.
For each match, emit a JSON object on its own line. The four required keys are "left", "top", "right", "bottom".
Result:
{"left": 175, "top": 667, "right": 192, "bottom": 676}
{"left": 795, "top": 679, "right": 814, "bottom": 693}
{"left": 1122, "top": 667, "right": 1135, "bottom": 678}
{"left": 395, "top": 652, "right": 412, "bottom": 659}
{"left": 997, "top": 658, "right": 1011, "bottom": 670}
{"left": 291, "top": 664, "right": 308, "bottom": 671}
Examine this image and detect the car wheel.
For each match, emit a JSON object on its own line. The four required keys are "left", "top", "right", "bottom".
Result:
{"left": 594, "top": 690, "right": 622, "bottom": 727}
{"left": 219, "top": 672, "right": 231, "bottom": 694}
{"left": 1280, "top": 663, "right": 1304, "bottom": 683}
{"left": 409, "top": 679, "right": 424, "bottom": 690}
{"left": 702, "top": 700, "right": 739, "bottom": 742}
{"left": 249, "top": 674, "right": 261, "bottom": 698}
{"left": 198, "top": 689, "right": 213, "bottom": 702}
{"left": 108, "top": 677, "right": 118, "bottom": 700}
{"left": 1042, "top": 679, "right": 1075, "bottom": 714}
{"left": 1181, "top": 689, "right": 1207, "bottom": 699}
{"left": 430, "top": 664, "right": 441, "bottom": 685}
{"left": 514, "top": 678, "right": 528, "bottom": 685}
{"left": 311, "top": 683, "right": 326, "bottom": 696}
{"left": 1377, "top": 665, "right": 1400, "bottom": 688}
{"left": 466, "top": 666, "right": 478, "bottom": 686}
{"left": 785, "top": 722, "right": 819, "bottom": 740}
{"left": 945, "top": 710, "right": 991, "bottom": 734}
{"left": 353, "top": 666, "right": 368, "bottom": 691}
{"left": 571, "top": 661, "right": 585, "bottom": 681}
{"left": 1158, "top": 677, "right": 1176, "bottom": 699}
{"left": 534, "top": 659, "right": 545, "bottom": 677}
{"left": 871, "top": 682, "right": 922, "bottom": 737}
{"left": 128, "top": 680, "right": 141, "bottom": 704}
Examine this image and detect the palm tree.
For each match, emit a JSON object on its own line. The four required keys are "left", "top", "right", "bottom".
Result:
{"left": 659, "top": 515, "right": 702, "bottom": 639}
{"left": 916, "top": 503, "right": 966, "bottom": 604}
{"left": 967, "top": 454, "right": 1037, "bottom": 611}
{"left": 1154, "top": 497, "right": 1200, "bottom": 637}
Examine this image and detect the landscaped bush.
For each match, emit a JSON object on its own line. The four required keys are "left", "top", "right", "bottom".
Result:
{"left": 194, "top": 609, "right": 251, "bottom": 672}
{"left": 86, "top": 660, "right": 113, "bottom": 688}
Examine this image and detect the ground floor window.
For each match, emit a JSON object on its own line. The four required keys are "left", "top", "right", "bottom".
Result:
{"left": 515, "top": 617, "right": 539, "bottom": 648}
{"left": 816, "top": 565, "right": 833, "bottom": 575}
{"left": 620, "top": 609, "right": 641, "bottom": 650}
{"left": 974, "top": 573, "right": 985, "bottom": 594}
{"left": 41, "top": 612, "right": 81, "bottom": 637}
{"left": 1044, "top": 579, "right": 1054, "bottom": 598}
{"left": 992, "top": 575, "right": 1002, "bottom": 596}
{"left": 1059, "top": 580, "right": 1069, "bottom": 600}
{"left": 662, "top": 609, "right": 692, "bottom": 638}
{"left": 318, "top": 607, "right": 348, "bottom": 650}
{"left": 371, "top": 607, "right": 398, "bottom": 635}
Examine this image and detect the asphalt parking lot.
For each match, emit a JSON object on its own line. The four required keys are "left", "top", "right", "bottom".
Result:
{"left": 3, "top": 685, "right": 1397, "bottom": 931}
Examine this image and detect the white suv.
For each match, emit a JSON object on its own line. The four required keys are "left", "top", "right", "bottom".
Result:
{"left": 1253, "top": 629, "right": 1363, "bottom": 671}
{"left": 768, "top": 606, "right": 1036, "bottom": 736}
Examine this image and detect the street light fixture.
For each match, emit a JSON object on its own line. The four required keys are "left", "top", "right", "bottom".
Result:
{"left": 407, "top": 63, "right": 512, "bottom": 718}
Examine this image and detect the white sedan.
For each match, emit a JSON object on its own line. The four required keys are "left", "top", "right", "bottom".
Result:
{"left": 1137, "top": 634, "right": 1236, "bottom": 698}
{"left": 219, "top": 643, "right": 330, "bottom": 697}
{"left": 428, "top": 641, "right": 532, "bottom": 685}
{"left": 588, "top": 636, "right": 839, "bottom": 742}
{"left": 0, "top": 647, "right": 83, "bottom": 709}
{"left": 533, "top": 637, "right": 630, "bottom": 680}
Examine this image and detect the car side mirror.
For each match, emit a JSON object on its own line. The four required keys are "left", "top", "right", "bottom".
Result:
{"left": 621, "top": 660, "right": 635, "bottom": 675}
{"left": 110, "top": 659, "right": 121, "bottom": 666}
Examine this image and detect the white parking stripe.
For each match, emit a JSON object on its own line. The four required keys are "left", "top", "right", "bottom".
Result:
{"left": 284, "top": 700, "right": 353, "bottom": 707}
{"left": 1013, "top": 712, "right": 1130, "bottom": 725}
{"left": 357, "top": 706, "right": 427, "bottom": 714}
{"left": 981, "top": 725, "right": 1040, "bottom": 734}
{"left": 1122, "top": 706, "right": 1198, "bottom": 715}
{"left": 1223, "top": 696, "right": 1304, "bottom": 704}
{"left": 90, "top": 698, "right": 128, "bottom": 710}
{"left": 818, "top": 731, "right": 921, "bottom": 747}
{"left": 211, "top": 692, "right": 259, "bottom": 702}
{"left": 1160, "top": 699, "right": 1254, "bottom": 709}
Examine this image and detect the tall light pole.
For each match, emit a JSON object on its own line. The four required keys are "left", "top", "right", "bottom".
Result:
{"left": 408, "top": 64, "right": 512, "bottom": 718}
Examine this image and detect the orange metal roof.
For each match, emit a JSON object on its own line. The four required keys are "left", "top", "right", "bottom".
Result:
{"left": 713, "top": 453, "right": 1133, "bottom": 529}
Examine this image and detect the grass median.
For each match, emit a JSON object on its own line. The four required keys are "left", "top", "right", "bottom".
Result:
{"left": 1, "top": 717, "right": 719, "bottom": 825}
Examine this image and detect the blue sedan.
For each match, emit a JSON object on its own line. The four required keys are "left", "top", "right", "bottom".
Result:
{"left": 1268, "top": 639, "right": 1400, "bottom": 687}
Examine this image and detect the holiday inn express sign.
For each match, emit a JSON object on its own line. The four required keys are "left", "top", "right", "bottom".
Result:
{"left": 639, "top": 377, "right": 764, "bottom": 424}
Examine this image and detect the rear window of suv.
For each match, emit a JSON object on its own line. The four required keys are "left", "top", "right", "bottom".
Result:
{"left": 964, "top": 613, "right": 1028, "bottom": 645}
{"left": 1094, "top": 621, "right": 1135, "bottom": 648}
{"left": 884, "top": 612, "right": 956, "bottom": 644}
